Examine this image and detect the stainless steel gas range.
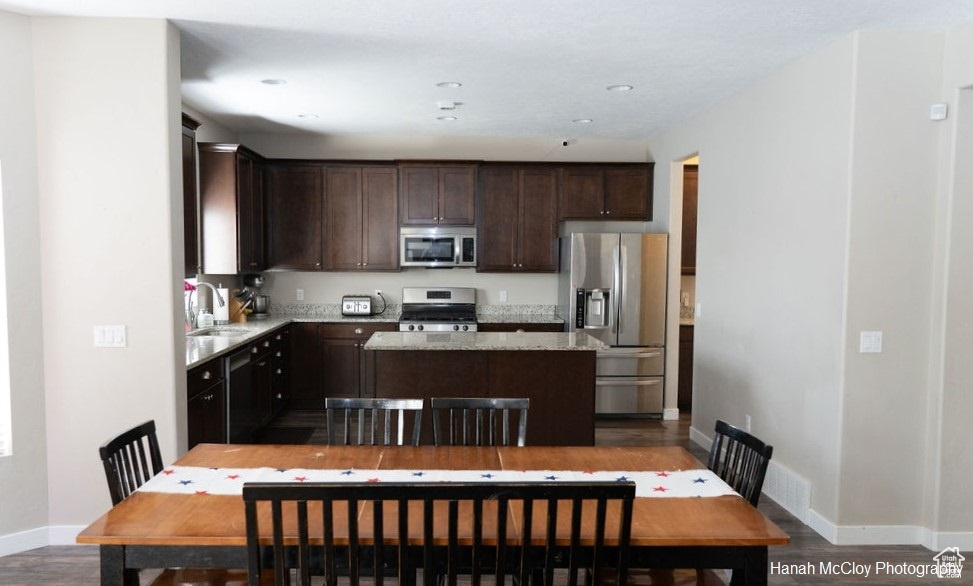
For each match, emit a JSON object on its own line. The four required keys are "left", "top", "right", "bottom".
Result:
{"left": 398, "top": 287, "right": 477, "bottom": 332}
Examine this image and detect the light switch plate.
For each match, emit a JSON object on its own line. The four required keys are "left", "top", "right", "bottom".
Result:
{"left": 94, "top": 325, "right": 127, "bottom": 348}
{"left": 859, "top": 331, "right": 883, "bottom": 353}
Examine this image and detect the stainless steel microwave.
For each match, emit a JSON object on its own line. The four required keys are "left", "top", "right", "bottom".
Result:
{"left": 400, "top": 227, "right": 477, "bottom": 268}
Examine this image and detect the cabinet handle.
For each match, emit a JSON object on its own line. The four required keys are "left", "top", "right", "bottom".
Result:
{"left": 275, "top": 351, "right": 282, "bottom": 357}
{"left": 201, "top": 370, "right": 212, "bottom": 380}
{"left": 251, "top": 347, "right": 259, "bottom": 354}
{"left": 606, "top": 210, "right": 611, "bottom": 215}
{"left": 275, "top": 368, "right": 283, "bottom": 375}
{"left": 257, "top": 361, "right": 267, "bottom": 367}
{"left": 263, "top": 340, "right": 271, "bottom": 347}
{"left": 599, "top": 210, "right": 604, "bottom": 215}
{"left": 203, "top": 393, "right": 214, "bottom": 401}
{"left": 354, "top": 328, "right": 364, "bottom": 335}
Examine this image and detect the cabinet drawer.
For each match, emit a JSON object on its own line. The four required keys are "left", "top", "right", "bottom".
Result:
{"left": 188, "top": 359, "right": 224, "bottom": 397}
{"left": 319, "top": 322, "right": 396, "bottom": 339}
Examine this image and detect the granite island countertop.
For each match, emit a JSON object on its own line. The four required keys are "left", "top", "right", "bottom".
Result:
{"left": 363, "top": 330, "right": 606, "bottom": 351}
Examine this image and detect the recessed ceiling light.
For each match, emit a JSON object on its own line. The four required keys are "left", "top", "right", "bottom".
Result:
{"left": 573, "top": 118, "right": 593, "bottom": 124}
{"left": 606, "top": 84, "right": 634, "bottom": 92}
{"left": 437, "top": 116, "right": 458, "bottom": 121}
{"left": 298, "top": 113, "right": 319, "bottom": 119}
{"left": 436, "top": 82, "right": 463, "bottom": 88}
{"left": 261, "top": 79, "right": 286, "bottom": 85}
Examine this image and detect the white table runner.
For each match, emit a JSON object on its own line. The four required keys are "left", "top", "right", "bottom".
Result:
{"left": 137, "top": 466, "right": 737, "bottom": 498}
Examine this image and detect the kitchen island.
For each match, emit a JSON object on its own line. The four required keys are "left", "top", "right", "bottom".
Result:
{"left": 364, "top": 331, "right": 605, "bottom": 445}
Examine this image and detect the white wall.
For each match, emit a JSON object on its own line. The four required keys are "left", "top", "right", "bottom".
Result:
{"left": 0, "top": 10, "right": 49, "bottom": 554}
{"left": 649, "top": 35, "right": 855, "bottom": 521}
{"left": 32, "top": 17, "right": 183, "bottom": 530}
{"left": 648, "top": 29, "right": 973, "bottom": 547}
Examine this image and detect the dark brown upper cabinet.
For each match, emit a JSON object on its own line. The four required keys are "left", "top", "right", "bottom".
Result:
{"left": 198, "top": 143, "right": 266, "bottom": 274}
{"left": 477, "top": 165, "right": 559, "bottom": 273}
{"left": 557, "top": 163, "right": 654, "bottom": 221}
{"left": 324, "top": 165, "right": 399, "bottom": 271}
{"left": 681, "top": 164, "right": 698, "bottom": 275}
{"left": 181, "top": 114, "right": 201, "bottom": 277}
{"left": 265, "top": 162, "right": 324, "bottom": 270}
{"left": 399, "top": 163, "right": 477, "bottom": 226}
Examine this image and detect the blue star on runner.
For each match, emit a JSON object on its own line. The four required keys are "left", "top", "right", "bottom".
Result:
{"left": 693, "top": 477, "right": 707, "bottom": 484}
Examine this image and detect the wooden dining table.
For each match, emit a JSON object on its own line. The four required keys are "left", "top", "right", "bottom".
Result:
{"left": 77, "top": 443, "right": 789, "bottom": 585}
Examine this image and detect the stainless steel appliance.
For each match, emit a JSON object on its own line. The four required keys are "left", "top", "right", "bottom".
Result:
{"left": 400, "top": 227, "right": 476, "bottom": 268}
{"left": 558, "top": 233, "right": 668, "bottom": 415}
{"left": 399, "top": 287, "right": 478, "bottom": 332}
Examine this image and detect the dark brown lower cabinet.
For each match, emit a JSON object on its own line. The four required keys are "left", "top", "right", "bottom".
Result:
{"left": 288, "top": 322, "right": 397, "bottom": 409}
{"left": 187, "top": 358, "right": 226, "bottom": 449}
{"left": 678, "top": 325, "right": 694, "bottom": 411}
{"left": 370, "top": 349, "right": 595, "bottom": 446}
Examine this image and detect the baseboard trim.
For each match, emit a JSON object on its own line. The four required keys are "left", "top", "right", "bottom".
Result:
{"left": 0, "top": 526, "right": 48, "bottom": 557}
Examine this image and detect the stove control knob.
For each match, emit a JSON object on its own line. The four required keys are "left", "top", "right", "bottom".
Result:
{"left": 417, "top": 324, "right": 424, "bottom": 331}
{"left": 407, "top": 324, "right": 415, "bottom": 331}
{"left": 453, "top": 324, "right": 460, "bottom": 331}
{"left": 462, "top": 325, "right": 470, "bottom": 331}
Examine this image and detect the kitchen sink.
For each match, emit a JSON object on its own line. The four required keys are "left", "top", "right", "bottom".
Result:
{"left": 187, "top": 326, "right": 252, "bottom": 338}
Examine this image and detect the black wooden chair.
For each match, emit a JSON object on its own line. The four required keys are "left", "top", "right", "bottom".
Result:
{"left": 99, "top": 420, "right": 165, "bottom": 506}
{"left": 243, "top": 480, "right": 635, "bottom": 586}
{"left": 325, "top": 397, "right": 424, "bottom": 446}
{"left": 707, "top": 419, "right": 774, "bottom": 507}
{"left": 99, "top": 420, "right": 248, "bottom": 586}
{"left": 430, "top": 397, "right": 529, "bottom": 446}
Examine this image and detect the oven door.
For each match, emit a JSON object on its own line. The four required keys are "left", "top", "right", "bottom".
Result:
{"left": 401, "top": 235, "right": 458, "bottom": 267}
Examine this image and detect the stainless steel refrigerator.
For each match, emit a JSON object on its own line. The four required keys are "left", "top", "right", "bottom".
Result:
{"left": 558, "top": 233, "right": 668, "bottom": 415}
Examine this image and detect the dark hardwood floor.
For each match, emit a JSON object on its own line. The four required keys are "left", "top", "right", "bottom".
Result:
{"left": 0, "top": 413, "right": 963, "bottom": 585}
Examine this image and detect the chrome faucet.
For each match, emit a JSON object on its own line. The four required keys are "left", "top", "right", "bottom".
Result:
{"left": 186, "top": 282, "right": 226, "bottom": 331}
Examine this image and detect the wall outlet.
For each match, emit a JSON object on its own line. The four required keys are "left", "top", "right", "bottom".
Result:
{"left": 499, "top": 290, "right": 508, "bottom": 303}
{"left": 859, "top": 331, "right": 883, "bottom": 353}
{"left": 296, "top": 288, "right": 304, "bottom": 301}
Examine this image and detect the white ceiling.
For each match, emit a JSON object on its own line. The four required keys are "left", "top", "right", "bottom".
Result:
{"left": 5, "top": 0, "right": 973, "bottom": 141}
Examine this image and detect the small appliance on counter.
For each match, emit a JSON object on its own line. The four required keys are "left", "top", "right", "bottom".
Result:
{"left": 341, "top": 295, "right": 373, "bottom": 316}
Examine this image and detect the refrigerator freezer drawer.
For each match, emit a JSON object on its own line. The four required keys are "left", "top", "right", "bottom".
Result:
{"left": 595, "top": 377, "right": 663, "bottom": 414}
{"left": 596, "top": 347, "right": 665, "bottom": 377}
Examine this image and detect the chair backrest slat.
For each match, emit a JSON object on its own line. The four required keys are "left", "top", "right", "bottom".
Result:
{"left": 98, "top": 420, "right": 164, "bottom": 505}
{"left": 243, "top": 480, "right": 635, "bottom": 586}
{"left": 431, "top": 397, "right": 529, "bottom": 446}
{"left": 325, "top": 398, "right": 424, "bottom": 446}
{"left": 707, "top": 419, "right": 774, "bottom": 506}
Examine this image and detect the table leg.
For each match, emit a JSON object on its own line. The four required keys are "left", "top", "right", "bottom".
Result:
{"left": 731, "top": 546, "right": 768, "bottom": 586}
{"left": 99, "top": 545, "right": 137, "bottom": 586}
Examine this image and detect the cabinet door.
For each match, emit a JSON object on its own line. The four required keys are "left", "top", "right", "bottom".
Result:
{"left": 325, "top": 167, "right": 364, "bottom": 270}
{"left": 361, "top": 167, "right": 399, "bottom": 270}
{"left": 321, "top": 336, "right": 361, "bottom": 398}
{"left": 182, "top": 116, "right": 200, "bottom": 277}
{"left": 681, "top": 165, "right": 698, "bottom": 274}
{"left": 237, "top": 154, "right": 265, "bottom": 272}
{"left": 558, "top": 167, "right": 605, "bottom": 220}
{"left": 438, "top": 165, "right": 476, "bottom": 225}
{"left": 476, "top": 167, "right": 520, "bottom": 272}
{"left": 288, "top": 323, "right": 324, "bottom": 409}
{"left": 188, "top": 381, "right": 226, "bottom": 449}
{"left": 518, "top": 167, "right": 559, "bottom": 272}
{"left": 266, "top": 163, "right": 323, "bottom": 270}
{"left": 604, "top": 166, "right": 652, "bottom": 220}
{"left": 399, "top": 166, "right": 439, "bottom": 225}
{"left": 252, "top": 348, "right": 274, "bottom": 428}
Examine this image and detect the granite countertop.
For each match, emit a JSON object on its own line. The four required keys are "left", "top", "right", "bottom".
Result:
{"left": 363, "top": 331, "right": 606, "bottom": 351}
{"left": 186, "top": 304, "right": 567, "bottom": 368}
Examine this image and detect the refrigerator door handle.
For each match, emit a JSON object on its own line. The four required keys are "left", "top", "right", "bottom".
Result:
{"left": 611, "top": 245, "right": 621, "bottom": 334}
